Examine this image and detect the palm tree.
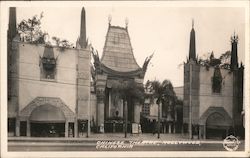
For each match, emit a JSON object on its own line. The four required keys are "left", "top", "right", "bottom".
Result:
{"left": 111, "top": 79, "right": 144, "bottom": 138}
{"left": 145, "top": 79, "right": 176, "bottom": 138}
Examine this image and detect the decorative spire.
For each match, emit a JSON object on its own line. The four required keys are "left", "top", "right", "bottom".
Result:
{"left": 79, "top": 7, "right": 87, "bottom": 48}
{"left": 188, "top": 19, "right": 196, "bottom": 61}
{"left": 192, "top": 19, "right": 194, "bottom": 29}
{"left": 230, "top": 32, "right": 239, "bottom": 70}
{"left": 8, "top": 7, "right": 17, "bottom": 41}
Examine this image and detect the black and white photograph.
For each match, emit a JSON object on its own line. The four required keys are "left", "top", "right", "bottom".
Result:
{"left": 1, "top": 1, "right": 249, "bottom": 157}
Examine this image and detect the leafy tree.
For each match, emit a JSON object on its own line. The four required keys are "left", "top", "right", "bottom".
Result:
{"left": 145, "top": 79, "right": 177, "bottom": 138}
{"left": 17, "top": 12, "right": 48, "bottom": 44}
{"left": 219, "top": 51, "right": 231, "bottom": 69}
{"left": 145, "top": 79, "right": 176, "bottom": 106}
{"left": 17, "top": 12, "right": 73, "bottom": 48}
{"left": 52, "top": 36, "right": 73, "bottom": 49}
{"left": 111, "top": 80, "right": 144, "bottom": 137}
{"left": 198, "top": 51, "right": 231, "bottom": 69}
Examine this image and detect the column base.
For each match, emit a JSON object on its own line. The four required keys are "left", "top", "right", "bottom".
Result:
{"left": 97, "top": 124, "right": 105, "bottom": 133}
{"left": 15, "top": 119, "right": 20, "bottom": 137}
{"left": 168, "top": 124, "right": 172, "bottom": 134}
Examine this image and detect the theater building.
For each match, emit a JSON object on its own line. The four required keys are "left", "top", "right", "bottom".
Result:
{"left": 183, "top": 23, "right": 244, "bottom": 139}
{"left": 8, "top": 7, "right": 151, "bottom": 136}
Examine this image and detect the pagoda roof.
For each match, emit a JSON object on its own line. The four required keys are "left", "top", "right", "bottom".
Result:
{"left": 101, "top": 25, "right": 141, "bottom": 72}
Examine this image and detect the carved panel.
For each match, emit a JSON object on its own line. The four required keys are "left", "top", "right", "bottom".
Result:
{"left": 20, "top": 97, "right": 75, "bottom": 121}
{"left": 199, "top": 107, "right": 232, "bottom": 126}
{"left": 96, "top": 88, "right": 105, "bottom": 101}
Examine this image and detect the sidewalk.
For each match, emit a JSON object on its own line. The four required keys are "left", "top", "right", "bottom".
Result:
{"left": 8, "top": 133, "right": 245, "bottom": 151}
{"left": 8, "top": 133, "right": 217, "bottom": 142}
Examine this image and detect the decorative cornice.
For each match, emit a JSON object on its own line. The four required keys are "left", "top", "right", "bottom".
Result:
{"left": 98, "top": 63, "right": 144, "bottom": 78}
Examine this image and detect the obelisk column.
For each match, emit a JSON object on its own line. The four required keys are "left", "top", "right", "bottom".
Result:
{"left": 79, "top": 7, "right": 87, "bottom": 49}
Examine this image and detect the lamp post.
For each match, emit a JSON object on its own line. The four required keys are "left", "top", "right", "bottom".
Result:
{"left": 158, "top": 102, "right": 161, "bottom": 139}
{"left": 124, "top": 100, "right": 128, "bottom": 138}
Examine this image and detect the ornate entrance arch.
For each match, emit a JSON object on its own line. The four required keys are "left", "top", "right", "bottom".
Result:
{"left": 199, "top": 107, "right": 233, "bottom": 139}
{"left": 19, "top": 97, "right": 75, "bottom": 137}
{"left": 206, "top": 112, "right": 225, "bottom": 128}
{"left": 20, "top": 97, "right": 75, "bottom": 122}
{"left": 30, "top": 104, "right": 66, "bottom": 122}
{"left": 199, "top": 107, "right": 232, "bottom": 126}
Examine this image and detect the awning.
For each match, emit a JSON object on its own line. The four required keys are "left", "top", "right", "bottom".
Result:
{"left": 30, "top": 104, "right": 66, "bottom": 122}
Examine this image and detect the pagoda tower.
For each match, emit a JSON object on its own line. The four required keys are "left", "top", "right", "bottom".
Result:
{"left": 92, "top": 20, "right": 151, "bottom": 133}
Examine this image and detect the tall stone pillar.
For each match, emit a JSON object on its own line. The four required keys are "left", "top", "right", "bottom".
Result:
{"left": 96, "top": 87, "right": 105, "bottom": 133}
{"left": 134, "top": 103, "right": 141, "bottom": 123}
{"left": 168, "top": 123, "right": 172, "bottom": 134}
{"left": 26, "top": 120, "right": 30, "bottom": 137}
{"left": 95, "top": 74, "right": 107, "bottom": 133}
{"left": 203, "top": 125, "right": 206, "bottom": 139}
{"left": 15, "top": 119, "right": 20, "bottom": 136}
{"left": 74, "top": 119, "right": 78, "bottom": 138}
{"left": 108, "top": 90, "right": 111, "bottom": 118}
{"left": 65, "top": 120, "right": 69, "bottom": 137}
{"left": 76, "top": 47, "right": 91, "bottom": 137}
{"left": 199, "top": 125, "right": 202, "bottom": 139}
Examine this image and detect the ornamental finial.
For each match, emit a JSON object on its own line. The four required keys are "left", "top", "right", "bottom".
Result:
{"left": 192, "top": 19, "right": 194, "bottom": 28}
{"left": 125, "top": 17, "right": 129, "bottom": 28}
{"left": 108, "top": 15, "right": 112, "bottom": 25}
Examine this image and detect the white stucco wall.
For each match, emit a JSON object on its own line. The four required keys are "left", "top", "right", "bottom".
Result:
{"left": 18, "top": 43, "right": 77, "bottom": 113}
{"left": 150, "top": 104, "right": 158, "bottom": 117}
{"left": 199, "top": 66, "right": 233, "bottom": 118}
{"left": 149, "top": 99, "right": 159, "bottom": 117}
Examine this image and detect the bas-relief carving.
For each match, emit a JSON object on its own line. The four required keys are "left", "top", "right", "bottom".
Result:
{"left": 20, "top": 97, "right": 75, "bottom": 121}
{"left": 199, "top": 107, "right": 232, "bottom": 125}
{"left": 96, "top": 88, "right": 105, "bottom": 101}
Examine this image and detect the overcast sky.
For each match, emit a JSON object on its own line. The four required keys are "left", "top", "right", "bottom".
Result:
{"left": 14, "top": 3, "right": 246, "bottom": 87}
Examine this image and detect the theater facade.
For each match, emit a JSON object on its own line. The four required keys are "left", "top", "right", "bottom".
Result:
{"left": 7, "top": 7, "right": 150, "bottom": 137}
{"left": 183, "top": 23, "right": 244, "bottom": 139}
{"left": 8, "top": 7, "right": 91, "bottom": 137}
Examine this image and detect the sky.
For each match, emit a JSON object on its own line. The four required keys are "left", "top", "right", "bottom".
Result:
{"left": 14, "top": 3, "right": 246, "bottom": 87}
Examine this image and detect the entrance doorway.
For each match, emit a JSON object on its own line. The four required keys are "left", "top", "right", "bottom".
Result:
{"left": 29, "top": 104, "right": 66, "bottom": 137}
{"left": 206, "top": 127, "right": 227, "bottom": 139}
{"left": 205, "top": 112, "right": 229, "bottom": 139}
{"left": 30, "top": 122, "right": 65, "bottom": 137}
